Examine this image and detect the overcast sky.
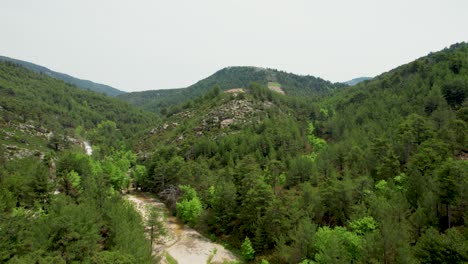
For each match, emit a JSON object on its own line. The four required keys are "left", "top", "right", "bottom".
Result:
{"left": 1, "top": 0, "right": 467, "bottom": 92}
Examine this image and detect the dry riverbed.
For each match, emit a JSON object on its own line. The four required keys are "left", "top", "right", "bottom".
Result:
{"left": 126, "top": 192, "right": 238, "bottom": 264}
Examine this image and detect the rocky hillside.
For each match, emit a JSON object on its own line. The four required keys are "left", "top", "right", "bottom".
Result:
{"left": 0, "top": 61, "right": 156, "bottom": 159}
{"left": 134, "top": 84, "right": 304, "bottom": 157}
{"left": 1, "top": 121, "right": 50, "bottom": 160}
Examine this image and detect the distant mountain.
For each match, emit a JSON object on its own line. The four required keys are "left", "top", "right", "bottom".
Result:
{"left": 118, "top": 66, "right": 346, "bottom": 113}
{"left": 343, "top": 76, "right": 373, "bottom": 86}
{"left": 0, "top": 55, "right": 125, "bottom": 97}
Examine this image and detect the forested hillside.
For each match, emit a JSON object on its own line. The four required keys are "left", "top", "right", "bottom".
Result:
{"left": 0, "top": 61, "right": 162, "bottom": 263}
{"left": 118, "top": 66, "right": 346, "bottom": 114}
{"left": 1, "top": 43, "right": 467, "bottom": 263}
{"left": 0, "top": 61, "right": 156, "bottom": 155}
{"left": 135, "top": 43, "right": 468, "bottom": 263}
{"left": 0, "top": 56, "right": 125, "bottom": 97}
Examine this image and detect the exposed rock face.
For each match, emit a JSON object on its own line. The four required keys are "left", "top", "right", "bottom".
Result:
{"left": 224, "top": 88, "right": 245, "bottom": 94}
{"left": 267, "top": 83, "right": 285, "bottom": 95}
{"left": 1, "top": 122, "right": 49, "bottom": 160}
{"left": 141, "top": 96, "right": 275, "bottom": 153}
{"left": 2, "top": 144, "right": 37, "bottom": 160}
{"left": 5, "top": 145, "right": 19, "bottom": 150}
{"left": 173, "top": 111, "right": 193, "bottom": 119}
{"left": 201, "top": 99, "right": 257, "bottom": 130}
{"left": 1, "top": 121, "right": 84, "bottom": 160}
{"left": 220, "top": 118, "right": 234, "bottom": 128}
{"left": 12, "top": 122, "right": 50, "bottom": 138}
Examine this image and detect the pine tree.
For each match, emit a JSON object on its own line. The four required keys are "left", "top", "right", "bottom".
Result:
{"left": 241, "top": 236, "right": 255, "bottom": 261}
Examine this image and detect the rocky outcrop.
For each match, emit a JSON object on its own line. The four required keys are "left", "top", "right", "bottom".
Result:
{"left": 200, "top": 99, "right": 258, "bottom": 130}
{"left": 2, "top": 144, "right": 41, "bottom": 160}
{"left": 224, "top": 88, "right": 245, "bottom": 94}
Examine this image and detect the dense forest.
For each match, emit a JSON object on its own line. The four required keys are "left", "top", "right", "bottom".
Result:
{"left": 0, "top": 43, "right": 467, "bottom": 263}
{"left": 118, "top": 66, "right": 346, "bottom": 114}
{"left": 135, "top": 43, "right": 467, "bottom": 263}
{"left": 0, "top": 61, "right": 160, "bottom": 262}
{"left": 0, "top": 141, "right": 158, "bottom": 263}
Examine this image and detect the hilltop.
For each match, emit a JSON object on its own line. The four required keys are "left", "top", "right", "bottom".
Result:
{"left": 0, "top": 55, "right": 125, "bottom": 97}
{"left": 118, "top": 66, "right": 346, "bottom": 113}
{"left": 134, "top": 83, "right": 308, "bottom": 155}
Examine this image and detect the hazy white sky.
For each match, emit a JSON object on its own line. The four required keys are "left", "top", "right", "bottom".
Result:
{"left": 1, "top": 0, "right": 467, "bottom": 92}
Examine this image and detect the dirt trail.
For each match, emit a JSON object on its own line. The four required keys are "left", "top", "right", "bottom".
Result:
{"left": 126, "top": 192, "right": 238, "bottom": 264}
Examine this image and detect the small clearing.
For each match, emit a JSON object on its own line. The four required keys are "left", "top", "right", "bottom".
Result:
{"left": 126, "top": 192, "right": 238, "bottom": 264}
{"left": 267, "top": 82, "right": 285, "bottom": 94}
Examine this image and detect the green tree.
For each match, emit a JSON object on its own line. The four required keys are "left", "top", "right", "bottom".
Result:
{"left": 439, "top": 119, "right": 468, "bottom": 155}
{"left": 131, "top": 164, "right": 147, "bottom": 190}
{"left": 58, "top": 170, "right": 82, "bottom": 197}
{"left": 275, "top": 218, "right": 317, "bottom": 263}
{"left": 90, "top": 120, "right": 123, "bottom": 156}
{"left": 350, "top": 216, "right": 378, "bottom": 235}
{"left": 239, "top": 172, "right": 274, "bottom": 235}
{"left": 286, "top": 155, "right": 314, "bottom": 187}
{"left": 44, "top": 195, "right": 100, "bottom": 262}
{"left": 176, "top": 185, "right": 203, "bottom": 225}
{"left": 414, "top": 227, "right": 468, "bottom": 263}
{"left": 405, "top": 139, "right": 448, "bottom": 208}
{"left": 102, "top": 195, "right": 153, "bottom": 263}
{"left": 436, "top": 159, "right": 468, "bottom": 229}
{"left": 147, "top": 206, "right": 166, "bottom": 248}
{"left": 313, "top": 226, "right": 362, "bottom": 264}
{"left": 442, "top": 77, "right": 468, "bottom": 108}
{"left": 368, "top": 181, "right": 414, "bottom": 263}
{"left": 208, "top": 179, "right": 238, "bottom": 233}
{"left": 307, "top": 122, "right": 326, "bottom": 155}
{"left": 397, "top": 114, "right": 434, "bottom": 163}
{"left": 241, "top": 237, "right": 255, "bottom": 261}
{"left": 49, "top": 132, "right": 65, "bottom": 151}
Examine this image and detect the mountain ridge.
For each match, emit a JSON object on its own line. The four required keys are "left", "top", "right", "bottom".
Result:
{"left": 118, "top": 66, "right": 346, "bottom": 113}
{"left": 344, "top": 76, "right": 373, "bottom": 86}
{"left": 0, "top": 55, "right": 125, "bottom": 97}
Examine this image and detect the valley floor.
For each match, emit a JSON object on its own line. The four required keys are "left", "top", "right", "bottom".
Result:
{"left": 126, "top": 192, "right": 238, "bottom": 264}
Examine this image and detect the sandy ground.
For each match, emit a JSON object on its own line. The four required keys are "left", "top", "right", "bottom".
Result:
{"left": 126, "top": 192, "right": 238, "bottom": 264}
{"left": 267, "top": 84, "right": 285, "bottom": 95}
